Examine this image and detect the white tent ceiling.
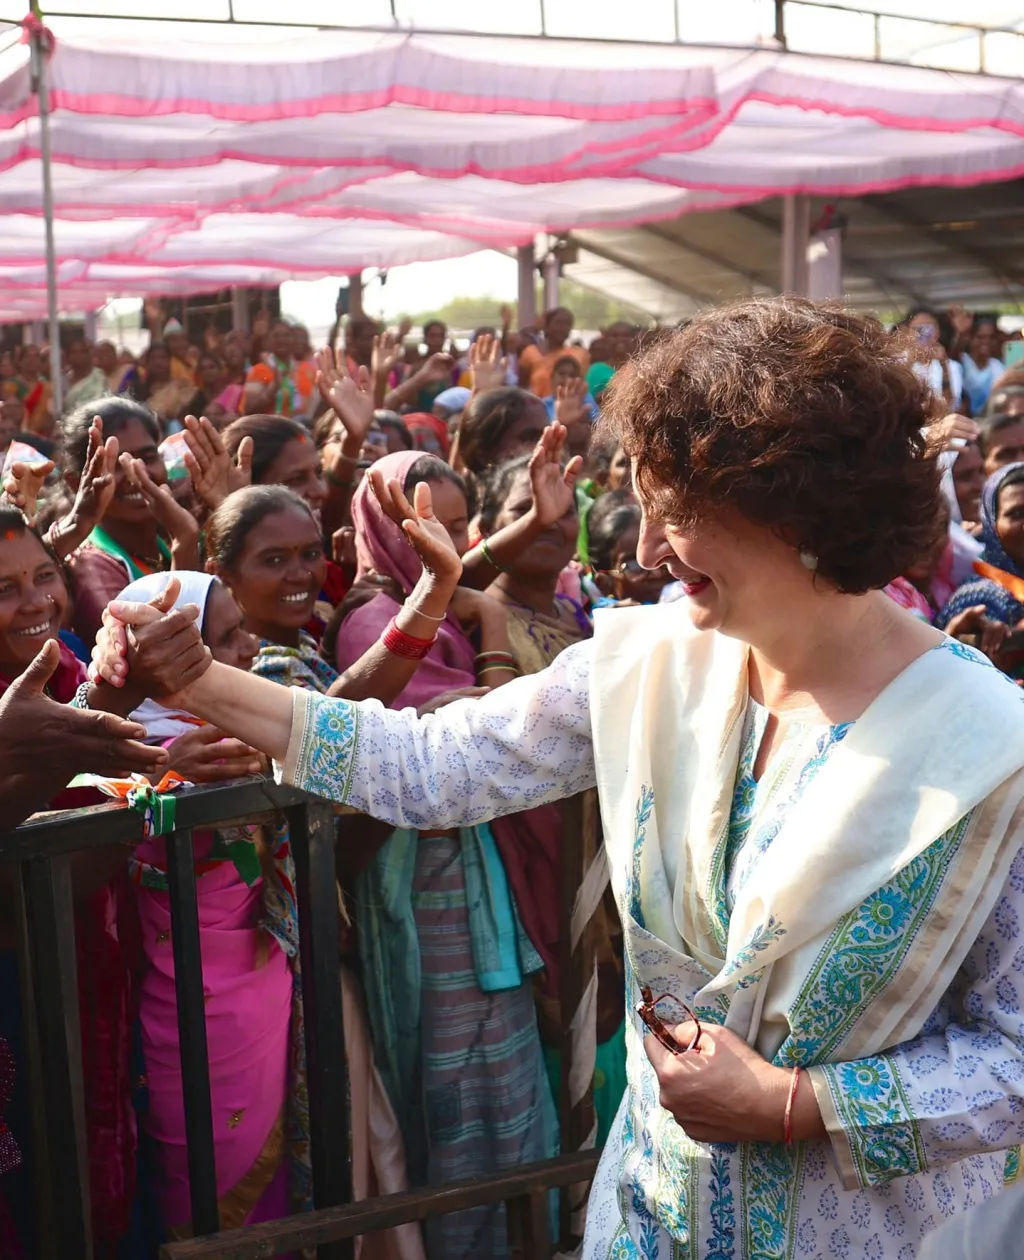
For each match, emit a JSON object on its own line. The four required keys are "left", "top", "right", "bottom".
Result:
{"left": 0, "top": 15, "right": 1021, "bottom": 319}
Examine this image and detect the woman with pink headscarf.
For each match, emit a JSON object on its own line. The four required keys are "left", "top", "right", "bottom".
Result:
{"left": 334, "top": 451, "right": 557, "bottom": 1260}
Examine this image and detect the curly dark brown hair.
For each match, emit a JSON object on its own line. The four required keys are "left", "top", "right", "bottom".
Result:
{"left": 600, "top": 296, "right": 943, "bottom": 594}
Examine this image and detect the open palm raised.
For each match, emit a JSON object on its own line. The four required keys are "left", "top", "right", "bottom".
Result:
{"left": 368, "top": 472, "right": 463, "bottom": 587}
{"left": 528, "top": 422, "right": 583, "bottom": 527}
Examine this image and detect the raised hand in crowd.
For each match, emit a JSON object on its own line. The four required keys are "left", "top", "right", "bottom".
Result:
{"left": 316, "top": 345, "right": 376, "bottom": 453}
{"left": 0, "top": 639, "right": 168, "bottom": 826}
{"left": 44, "top": 416, "right": 118, "bottom": 559}
{"left": 459, "top": 422, "right": 582, "bottom": 590}
{"left": 529, "top": 419, "right": 583, "bottom": 527}
{"left": 1, "top": 456, "right": 53, "bottom": 525}
{"left": 163, "top": 723, "right": 265, "bottom": 784}
{"left": 370, "top": 470, "right": 463, "bottom": 593}
{"left": 469, "top": 332, "right": 507, "bottom": 394}
{"left": 382, "top": 347, "right": 456, "bottom": 412}
{"left": 554, "top": 375, "right": 589, "bottom": 430}
{"left": 182, "top": 413, "right": 253, "bottom": 510}
{"left": 370, "top": 331, "right": 404, "bottom": 408}
{"left": 120, "top": 452, "right": 200, "bottom": 570}
{"left": 927, "top": 412, "right": 980, "bottom": 454}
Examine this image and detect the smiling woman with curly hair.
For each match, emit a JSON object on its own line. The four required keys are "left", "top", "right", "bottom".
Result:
{"left": 99, "top": 296, "right": 1024, "bottom": 1260}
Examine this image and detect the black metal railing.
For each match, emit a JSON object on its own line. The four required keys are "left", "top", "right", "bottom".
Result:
{"left": 0, "top": 777, "right": 600, "bottom": 1260}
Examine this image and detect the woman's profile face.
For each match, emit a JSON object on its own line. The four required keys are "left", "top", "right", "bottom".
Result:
{"left": 636, "top": 497, "right": 811, "bottom": 637}
{"left": 202, "top": 580, "right": 258, "bottom": 671}
{"left": 492, "top": 468, "right": 576, "bottom": 577}
{"left": 909, "top": 311, "right": 940, "bottom": 341}
{"left": 224, "top": 506, "right": 327, "bottom": 639}
{"left": 0, "top": 530, "right": 68, "bottom": 674}
{"left": 996, "top": 481, "right": 1024, "bottom": 569}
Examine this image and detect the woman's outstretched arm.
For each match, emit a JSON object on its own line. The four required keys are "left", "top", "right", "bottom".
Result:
{"left": 94, "top": 598, "right": 596, "bottom": 829}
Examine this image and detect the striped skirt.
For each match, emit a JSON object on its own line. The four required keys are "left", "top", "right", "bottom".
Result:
{"left": 412, "top": 834, "right": 557, "bottom": 1260}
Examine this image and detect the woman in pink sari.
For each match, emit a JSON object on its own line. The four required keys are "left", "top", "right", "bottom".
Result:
{"left": 118, "top": 571, "right": 302, "bottom": 1236}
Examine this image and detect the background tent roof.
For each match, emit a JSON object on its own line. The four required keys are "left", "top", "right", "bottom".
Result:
{"left": 0, "top": 9, "right": 1021, "bottom": 316}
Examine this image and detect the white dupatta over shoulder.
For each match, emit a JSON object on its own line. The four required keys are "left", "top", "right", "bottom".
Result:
{"left": 590, "top": 603, "right": 1024, "bottom": 1069}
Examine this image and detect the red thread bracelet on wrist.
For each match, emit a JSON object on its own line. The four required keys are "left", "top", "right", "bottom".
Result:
{"left": 383, "top": 616, "right": 436, "bottom": 660}
{"left": 783, "top": 1066, "right": 802, "bottom": 1146}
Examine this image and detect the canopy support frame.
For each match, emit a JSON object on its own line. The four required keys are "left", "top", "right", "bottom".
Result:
{"left": 28, "top": 10, "right": 62, "bottom": 415}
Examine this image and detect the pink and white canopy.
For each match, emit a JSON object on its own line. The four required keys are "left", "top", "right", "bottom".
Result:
{"left": 0, "top": 18, "right": 1022, "bottom": 314}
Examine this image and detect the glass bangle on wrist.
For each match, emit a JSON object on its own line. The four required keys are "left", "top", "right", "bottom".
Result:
{"left": 404, "top": 602, "right": 447, "bottom": 623}
{"left": 480, "top": 538, "right": 512, "bottom": 574}
{"left": 383, "top": 617, "right": 436, "bottom": 659}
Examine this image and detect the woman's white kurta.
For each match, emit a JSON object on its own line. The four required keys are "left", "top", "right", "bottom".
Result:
{"left": 276, "top": 607, "right": 1024, "bottom": 1259}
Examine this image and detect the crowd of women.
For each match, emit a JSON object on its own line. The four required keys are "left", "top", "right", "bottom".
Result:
{"left": 0, "top": 295, "right": 1023, "bottom": 1259}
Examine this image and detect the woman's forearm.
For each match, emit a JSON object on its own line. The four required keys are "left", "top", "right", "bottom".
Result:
{"left": 174, "top": 661, "right": 295, "bottom": 761}
{"left": 461, "top": 509, "right": 545, "bottom": 590}
{"left": 330, "top": 575, "right": 456, "bottom": 704}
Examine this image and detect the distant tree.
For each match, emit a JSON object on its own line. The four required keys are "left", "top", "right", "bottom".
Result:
{"left": 409, "top": 280, "right": 647, "bottom": 333}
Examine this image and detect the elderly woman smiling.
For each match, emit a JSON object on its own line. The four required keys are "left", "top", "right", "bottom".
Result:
{"left": 96, "top": 298, "right": 1024, "bottom": 1260}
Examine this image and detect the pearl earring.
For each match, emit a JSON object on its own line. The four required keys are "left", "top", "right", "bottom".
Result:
{"left": 799, "top": 551, "right": 819, "bottom": 571}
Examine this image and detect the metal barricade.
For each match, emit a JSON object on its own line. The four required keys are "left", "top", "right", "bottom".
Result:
{"left": 0, "top": 778, "right": 601, "bottom": 1260}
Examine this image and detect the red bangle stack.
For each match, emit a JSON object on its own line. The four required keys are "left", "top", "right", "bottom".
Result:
{"left": 383, "top": 617, "right": 436, "bottom": 660}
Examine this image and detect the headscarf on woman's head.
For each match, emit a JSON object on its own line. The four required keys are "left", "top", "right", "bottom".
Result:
{"left": 403, "top": 412, "right": 450, "bottom": 459}
{"left": 347, "top": 448, "right": 476, "bottom": 669}
{"left": 350, "top": 450, "right": 424, "bottom": 594}
{"left": 117, "top": 571, "right": 218, "bottom": 742}
{"left": 979, "top": 461, "right": 1024, "bottom": 577}
{"left": 118, "top": 570, "right": 218, "bottom": 625}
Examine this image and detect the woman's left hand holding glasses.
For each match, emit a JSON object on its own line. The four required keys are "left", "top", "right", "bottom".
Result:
{"left": 644, "top": 1020, "right": 825, "bottom": 1145}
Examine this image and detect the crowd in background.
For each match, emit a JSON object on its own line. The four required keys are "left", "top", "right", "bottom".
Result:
{"left": 0, "top": 295, "right": 1022, "bottom": 1258}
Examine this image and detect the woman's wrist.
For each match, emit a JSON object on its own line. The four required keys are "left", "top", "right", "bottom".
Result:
{"left": 398, "top": 576, "right": 456, "bottom": 637}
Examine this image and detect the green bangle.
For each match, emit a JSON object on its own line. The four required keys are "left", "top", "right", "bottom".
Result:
{"left": 480, "top": 537, "right": 512, "bottom": 574}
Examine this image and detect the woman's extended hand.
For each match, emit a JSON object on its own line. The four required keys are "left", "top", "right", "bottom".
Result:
{"left": 182, "top": 414, "right": 253, "bottom": 510}
{"left": 469, "top": 332, "right": 507, "bottom": 394}
{"left": 315, "top": 346, "right": 375, "bottom": 446}
{"left": 644, "top": 1022, "right": 796, "bottom": 1144}
{"left": 528, "top": 422, "right": 583, "bottom": 528}
{"left": 165, "top": 724, "right": 264, "bottom": 782}
{"left": 369, "top": 472, "right": 462, "bottom": 588}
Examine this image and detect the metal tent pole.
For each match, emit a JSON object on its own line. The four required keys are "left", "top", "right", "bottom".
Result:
{"left": 28, "top": 13, "right": 63, "bottom": 416}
